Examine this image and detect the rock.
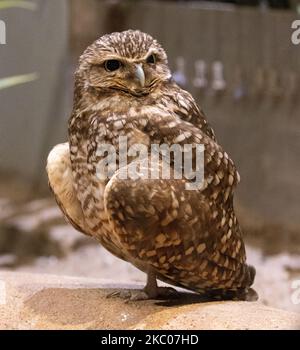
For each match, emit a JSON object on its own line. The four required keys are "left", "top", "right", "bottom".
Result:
{"left": 133, "top": 302, "right": 300, "bottom": 330}
{"left": 0, "top": 271, "right": 299, "bottom": 330}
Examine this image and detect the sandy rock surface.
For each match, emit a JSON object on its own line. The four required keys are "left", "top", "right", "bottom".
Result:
{"left": 0, "top": 271, "right": 299, "bottom": 330}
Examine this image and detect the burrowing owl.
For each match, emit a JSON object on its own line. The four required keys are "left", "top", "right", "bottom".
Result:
{"left": 47, "top": 30, "right": 256, "bottom": 300}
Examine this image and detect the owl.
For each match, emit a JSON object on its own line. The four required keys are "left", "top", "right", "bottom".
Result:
{"left": 47, "top": 30, "right": 257, "bottom": 301}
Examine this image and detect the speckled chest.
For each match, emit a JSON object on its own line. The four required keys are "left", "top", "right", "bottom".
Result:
{"left": 69, "top": 92, "right": 179, "bottom": 237}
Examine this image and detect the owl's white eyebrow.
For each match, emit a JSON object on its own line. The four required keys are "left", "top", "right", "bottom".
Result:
{"left": 142, "top": 50, "right": 157, "bottom": 60}
{"left": 94, "top": 56, "right": 136, "bottom": 65}
{"left": 97, "top": 55, "right": 125, "bottom": 63}
{"left": 92, "top": 50, "right": 157, "bottom": 65}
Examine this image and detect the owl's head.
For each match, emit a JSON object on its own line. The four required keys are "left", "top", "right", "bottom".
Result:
{"left": 76, "top": 30, "right": 171, "bottom": 97}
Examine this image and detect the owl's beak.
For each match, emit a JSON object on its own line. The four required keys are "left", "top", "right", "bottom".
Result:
{"left": 134, "top": 64, "right": 145, "bottom": 88}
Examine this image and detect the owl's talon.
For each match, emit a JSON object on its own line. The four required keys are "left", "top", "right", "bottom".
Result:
{"left": 106, "top": 289, "right": 154, "bottom": 301}
{"left": 106, "top": 290, "right": 132, "bottom": 299}
{"left": 106, "top": 286, "right": 179, "bottom": 301}
{"left": 128, "top": 291, "right": 151, "bottom": 301}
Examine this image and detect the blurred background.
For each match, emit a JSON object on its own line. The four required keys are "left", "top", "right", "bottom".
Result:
{"left": 0, "top": 0, "right": 300, "bottom": 312}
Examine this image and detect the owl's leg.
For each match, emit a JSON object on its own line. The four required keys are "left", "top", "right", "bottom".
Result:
{"left": 139, "top": 268, "right": 179, "bottom": 299}
{"left": 107, "top": 268, "right": 178, "bottom": 301}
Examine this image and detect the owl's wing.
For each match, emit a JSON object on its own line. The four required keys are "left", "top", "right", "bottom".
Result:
{"left": 166, "top": 82, "right": 217, "bottom": 141}
{"left": 144, "top": 108, "right": 240, "bottom": 194}
{"left": 103, "top": 111, "right": 252, "bottom": 293}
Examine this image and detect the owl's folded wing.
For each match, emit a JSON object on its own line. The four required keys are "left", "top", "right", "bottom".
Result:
{"left": 144, "top": 111, "right": 240, "bottom": 194}
{"left": 166, "top": 82, "right": 217, "bottom": 141}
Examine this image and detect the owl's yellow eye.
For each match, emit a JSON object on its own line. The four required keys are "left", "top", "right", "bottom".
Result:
{"left": 104, "top": 60, "right": 121, "bottom": 72}
{"left": 146, "top": 54, "right": 156, "bottom": 64}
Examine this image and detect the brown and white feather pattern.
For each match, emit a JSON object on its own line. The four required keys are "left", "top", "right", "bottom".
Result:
{"left": 47, "top": 30, "right": 256, "bottom": 298}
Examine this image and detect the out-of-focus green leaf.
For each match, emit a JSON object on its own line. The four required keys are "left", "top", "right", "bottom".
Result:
{"left": 0, "top": 1, "right": 37, "bottom": 10}
{"left": 0, "top": 73, "right": 39, "bottom": 90}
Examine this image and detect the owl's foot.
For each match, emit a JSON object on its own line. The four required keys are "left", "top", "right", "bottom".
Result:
{"left": 143, "top": 268, "right": 179, "bottom": 299}
{"left": 144, "top": 286, "right": 179, "bottom": 299}
{"left": 106, "top": 289, "right": 147, "bottom": 301}
{"left": 107, "top": 286, "right": 178, "bottom": 301}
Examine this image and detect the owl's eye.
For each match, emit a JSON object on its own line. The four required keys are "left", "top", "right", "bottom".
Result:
{"left": 104, "top": 60, "right": 121, "bottom": 72}
{"left": 146, "top": 54, "right": 156, "bottom": 64}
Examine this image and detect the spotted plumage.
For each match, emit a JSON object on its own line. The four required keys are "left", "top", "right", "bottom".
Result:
{"left": 47, "top": 30, "right": 256, "bottom": 300}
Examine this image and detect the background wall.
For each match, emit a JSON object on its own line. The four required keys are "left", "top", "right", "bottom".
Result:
{"left": 0, "top": 0, "right": 70, "bottom": 182}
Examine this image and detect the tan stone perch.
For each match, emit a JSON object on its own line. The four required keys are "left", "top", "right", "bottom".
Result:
{"left": 0, "top": 271, "right": 299, "bottom": 330}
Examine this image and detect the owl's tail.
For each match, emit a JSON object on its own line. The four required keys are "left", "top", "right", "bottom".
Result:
{"left": 244, "top": 264, "right": 256, "bottom": 288}
{"left": 237, "top": 264, "right": 258, "bottom": 301}
{"left": 207, "top": 264, "right": 258, "bottom": 301}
